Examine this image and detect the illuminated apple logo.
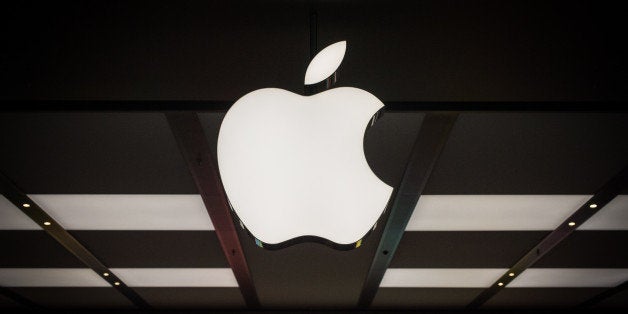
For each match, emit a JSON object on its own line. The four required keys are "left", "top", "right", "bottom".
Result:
{"left": 217, "top": 41, "right": 393, "bottom": 249}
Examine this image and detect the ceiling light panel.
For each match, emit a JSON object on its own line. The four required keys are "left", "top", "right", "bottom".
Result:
{"left": 110, "top": 268, "right": 238, "bottom": 287}
{"left": 509, "top": 268, "right": 628, "bottom": 287}
{"left": 0, "top": 268, "right": 110, "bottom": 287}
{"left": 579, "top": 195, "right": 628, "bottom": 230}
{"left": 406, "top": 195, "right": 591, "bottom": 231}
{"left": 0, "top": 195, "right": 41, "bottom": 230}
{"left": 27, "top": 195, "right": 213, "bottom": 230}
{"left": 380, "top": 269, "right": 506, "bottom": 288}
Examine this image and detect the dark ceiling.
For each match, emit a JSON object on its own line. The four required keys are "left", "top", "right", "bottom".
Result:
{"left": 1, "top": 0, "right": 628, "bottom": 312}
{"left": 1, "top": 0, "right": 626, "bottom": 102}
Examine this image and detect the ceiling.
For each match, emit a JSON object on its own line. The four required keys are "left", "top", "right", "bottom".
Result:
{"left": 1, "top": 0, "right": 628, "bottom": 312}
{"left": 1, "top": 0, "right": 626, "bottom": 102}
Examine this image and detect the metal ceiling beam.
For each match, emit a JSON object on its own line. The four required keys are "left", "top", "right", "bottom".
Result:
{"left": 0, "top": 173, "right": 151, "bottom": 309}
{"left": 0, "top": 286, "right": 41, "bottom": 310}
{"left": 357, "top": 113, "right": 459, "bottom": 307}
{"left": 579, "top": 280, "right": 628, "bottom": 308}
{"left": 466, "top": 166, "right": 628, "bottom": 309}
{"left": 1, "top": 100, "right": 627, "bottom": 112}
{"left": 166, "top": 112, "right": 260, "bottom": 308}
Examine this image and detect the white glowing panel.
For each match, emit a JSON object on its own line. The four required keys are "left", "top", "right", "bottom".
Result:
{"left": 304, "top": 41, "right": 346, "bottom": 85}
{"left": 579, "top": 195, "right": 628, "bottom": 230}
{"left": 406, "top": 195, "right": 591, "bottom": 231}
{"left": 509, "top": 269, "right": 628, "bottom": 287}
{"left": 111, "top": 268, "right": 238, "bottom": 287}
{"left": 0, "top": 268, "right": 109, "bottom": 287}
{"left": 380, "top": 269, "right": 506, "bottom": 288}
{"left": 0, "top": 195, "right": 41, "bottom": 230}
{"left": 27, "top": 194, "right": 213, "bottom": 230}
{"left": 218, "top": 87, "right": 392, "bottom": 245}
{"left": 218, "top": 41, "right": 392, "bottom": 245}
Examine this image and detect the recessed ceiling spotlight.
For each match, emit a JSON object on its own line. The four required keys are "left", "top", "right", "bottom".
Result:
{"left": 22, "top": 203, "right": 30, "bottom": 208}
{"left": 589, "top": 203, "right": 598, "bottom": 209}
{"left": 568, "top": 221, "right": 576, "bottom": 227}
{"left": 498, "top": 282, "right": 504, "bottom": 287}
{"left": 114, "top": 282, "right": 120, "bottom": 286}
{"left": 103, "top": 272, "right": 109, "bottom": 277}
{"left": 508, "top": 272, "right": 515, "bottom": 277}
{"left": 43, "top": 221, "right": 51, "bottom": 226}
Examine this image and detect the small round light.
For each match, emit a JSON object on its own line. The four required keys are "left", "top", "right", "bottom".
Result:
{"left": 589, "top": 204, "right": 598, "bottom": 209}
{"left": 43, "top": 221, "right": 51, "bottom": 226}
{"left": 498, "top": 282, "right": 504, "bottom": 287}
{"left": 22, "top": 203, "right": 30, "bottom": 208}
{"left": 103, "top": 272, "right": 109, "bottom": 277}
{"left": 114, "top": 282, "right": 120, "bottom": 286}
{"left": 508, "top": 272, "right": 515, "bottom": 277}
{"left": 568, "top": 221, "right": 576, "bottom": 227}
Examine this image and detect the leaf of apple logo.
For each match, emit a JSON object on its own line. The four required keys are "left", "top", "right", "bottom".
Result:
{"left": 304, "top": 41, "right": 346, "bottom": 85}
{"left": 217, "top": 41, "right": 393, "bottom": 250}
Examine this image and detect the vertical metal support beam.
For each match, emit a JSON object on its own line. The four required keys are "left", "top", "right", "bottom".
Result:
{"left": 166, "top": 113, "right": 260, "bottom": 308}
{"left": 306, "top": 11, "right": 318, "bottom": 96}
{"left": 0, "top": 174, "right": 151, "bottom": 309}
{"left": 307, "top": 11, "right": 337, "bottom": 91}
{"left": 357, "top": 113, "right": 458, "bottom": 307}
{"left": 309, "top": 11, "right": 317, "bottom": 60}
{"left": 466, "top": 166, "right": 628, "bottom": 309}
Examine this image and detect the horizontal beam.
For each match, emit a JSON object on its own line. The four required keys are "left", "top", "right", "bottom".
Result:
{"left": 466, "top": 166, "right": 628, "bottom": 309}
{"left": 1, "top": 100, "right": 626, "bottom": 112}
{"left": 0, "top": 173, "right": 151, "bottom": 309}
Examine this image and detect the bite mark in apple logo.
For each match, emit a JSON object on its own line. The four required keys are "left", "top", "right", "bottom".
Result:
{"left": 217, "top": 41, "right": 393, "bottom": 250}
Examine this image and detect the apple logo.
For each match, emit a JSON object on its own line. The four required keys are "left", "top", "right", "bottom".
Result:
{"left": 217, "top": 41, "right": 393, "bottom": 249}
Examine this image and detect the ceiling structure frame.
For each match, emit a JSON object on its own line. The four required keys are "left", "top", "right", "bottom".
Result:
{"left": 357, "top": 112, "right": 459, "bottom": 307}
{"left": 0, "top": 173, "right": 152, "bottom": 310}
{"left": 0, "top": 286, "right": 42, "bottom": 310}
{"left": 580, "top": 280, "right": 628, "bottom": 308}
{"left": 166, "top": 112, "right": 261, "bottom": 308}
{"left": 466, "top": 165, "right": 628, "bottom": 309}
{"left": 0, "top": 109, "right": 626, "bottom": 310}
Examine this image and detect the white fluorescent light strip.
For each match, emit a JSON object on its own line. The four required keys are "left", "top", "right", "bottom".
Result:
{"left": 380, "top": 268, "right": 507, "bottom": 288}
{"left": 26, "top": 195, "right": 214, "bottom": 230}
{"left": 4, "top": 194, "right": 625, "bottom": 231}
{"left": 579, "top": 195, "right": 628, "bottom": 230}
{"left": 0, "top": 268, "right": 109, "bottom": 287}
{"left": 0, "top": 195, "right": 41, "bottom": 230}
{"left": 111, "top": 268, "right": 238, "bottom": 287}
{"left": 406, "top": 195, "right": 592, "bottom": 231}
{"left": 2, "top": 268, "right": 626, "bottom": 288}
{"left": 509, "top": 268, "right": 628, "bottom": 288}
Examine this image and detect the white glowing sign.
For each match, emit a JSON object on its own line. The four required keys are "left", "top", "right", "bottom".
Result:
{"left": 217, "top": 41, "right": 392, "bottom": 246}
